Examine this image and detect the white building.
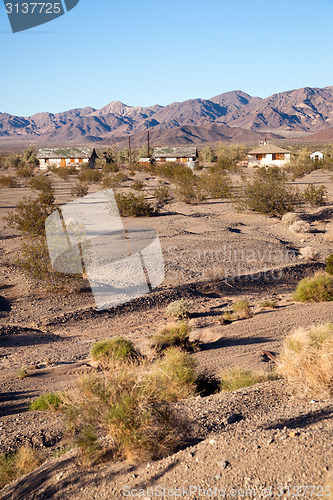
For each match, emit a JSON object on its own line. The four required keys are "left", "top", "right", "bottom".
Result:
{"left": 310, "top": 151, "right": 324, "bottom": 161}
{"left": 37, "top": 148, "right": 98, "bottom": 170}
{"left": 152, "top": 147, "right": 199, "bottom": 168}
{"left": 247, "top": 144, "right": 291, "bottom": 167}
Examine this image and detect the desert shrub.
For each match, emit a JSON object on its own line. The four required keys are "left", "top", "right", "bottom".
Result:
{"left": 300, "top": 246, "right": 320, "bottom": 261}
{"left": 17, "top": 165, "right": 34, "bottom": 178}
{"left": 326, "top": 254, "right": 333, "bottom": 275}
{"left": 150, "top": 322, "right": 191, "bottom": 353}
{"left": 215, "top": 144, "right": 246, "bottom": 173}
{"left": 154, "top": 184, "right": 171, "bottom": 206}
{"left": 90, "top": 337, "right": 139, "bottom": 366}
{"left": 71, "top": 181, "right": 89, "bottom": 198}
{"left": 241, "top": 167, "right": 299, "bottom": 216}
{"left": 115, "top": 193, "right": 156, "bottom": 217}
{"left": 220, "top": 367, "right": 279, "bottom": 392}
{"left": 0, "top": 175, "right": 17, "bottom": 188}
{"left": 62, "top": 366, "right": 185, "bottom": 463}
{"left": 29, "top": 392, "right": 63, "bottom": 411}
{"left": 303, "top": 184, "right": 327, "bottom": 207}
{"left": 199, "top": 146, "right": 217, "bottom": 163}
{"left": 232, "top": 300, "right": 251, "bottom": 319}
{"left": 293, "top": 272, "right": 333, "bottom": 302}
{"left": 289, "top": 220, "right": 312, "bottom": 233}
{"left": 102, "top": 172, "right": 128, "bottom": 189}
{"left": 276, "top": 323, "right": 333, "bottom": 396}
{"left": 132, "top": 179, "right": 144, "bottom": 191}
{"left": 285, "top": 150, "right": 321, "bottom": 180}
{"left": 101, "top": 162, "right": 119, "bottom": 174}
{"left": 4, "top": 153, "right": 21, "bottom": 169}
{"left": 0, "top": 447, "right": 41, "bottom": 489}
{"left": 29, "top": 174, "right": 53, "bottom": 193}
{"left": 201, "top": 171, "right": 232, "bottom": 199}
{"left": 78, "top": 168, "right": 102, "bottom": 184}
{"left": 5, "top": 196, "right": 55, "bottom": 237}
{"left": 15, "top": 238, "right": 76, "bottom": 291}
{"left": 146, "top": 347, "right": 197, "bottom": 402}
{"left": 166, "top": 299, "right": 193, "bottom": 319}
{"left": 260, "top": 300, "right": 278, "bottom": 308}
{"left": 16, "top": 368, "right": 29, "bottom": 379}
{"left": 176, "top": 181, "right": 206, "bottom": 204}
{"left": 281, "top": 212, "right": 300, "bottom": 225}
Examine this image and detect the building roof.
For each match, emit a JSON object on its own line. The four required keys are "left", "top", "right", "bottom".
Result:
{"left": 310, "top": 151, "right": 324, "bottom": 155}
{"left": 153, "top": 146, "right": 197, "bottom": 158}
{"left": 248, "top": 144, "right": 291, "bottom": 155}
{"left": 37, "top": 148, "right": 95, "bottom": 159}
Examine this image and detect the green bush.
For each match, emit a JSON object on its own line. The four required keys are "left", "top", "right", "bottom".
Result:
{"left": 201, "top": 171, "right": 232, "bottom": 199}
{"left": 303, "top": 184, "right": 327, "bottom": 207}
{"left": 90, "top": 337, "right": 140, "bottom": 365}
{"left": 293, "top": 272, "right": 333, "bottom": 302}
{"left": 154, "top": 184, "right": 171, "bottom": 206}
{"left": 326, "top": 254, "right": 333, "bottom": 275}
{"left": 115, "top": 192, "right": 156, "bottom": 217}
{"left": 78, "top": 168, "right": 102, "bottom": 184}
{"left": 29, "top": 392, "right": 63, "bottom": 411}
{"left": 241, "top": 166, "right": 299, "bottom": 216}
{"left": 5, "top": 196, "right": 55, "bottom": 237}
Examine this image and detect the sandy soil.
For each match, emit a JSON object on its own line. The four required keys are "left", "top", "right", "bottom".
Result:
{"left": 0, "top": 167, "right": 332, "bottom": 498}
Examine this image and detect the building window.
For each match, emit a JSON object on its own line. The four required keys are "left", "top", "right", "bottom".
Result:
{"left": 256, "top": 154, "right": 265, "bottom": 160}
{"left": 272, "top": 153, "right": 285, "bottom": 160}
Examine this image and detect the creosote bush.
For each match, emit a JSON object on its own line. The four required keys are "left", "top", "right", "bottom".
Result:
{"left": 0, "top": 175, "right": 17, "bottom": 188}
{"left": 5, "top": 195, "right": 55, "bottom": 237}
{"left": 277, "top": 323, "right": 333, "bottom": 396}
{"left": 115, "top": 193, "right": 156, "bottom": 217}
{"left": 293, "top": 272, "right": 333, "bottom": 302}
{"left": 241, "top": 167, "right": 299, "bottom": 217}
{"left": 220, "top": 367, "right": 279, "bottom": 392}
{"left": 303, "top": 184, "right": 327, "bottom": 207}
{"left": 166, "top": 299, "right": 193, "bottom": 319}
{"left": 71, "top": 181, "right": 89, "bottom": 198}
{"left": 154, "top": 184, "right": 171, "bottom": 206}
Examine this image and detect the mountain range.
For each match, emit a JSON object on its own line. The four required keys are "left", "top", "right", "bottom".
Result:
{"left": 1, "top": 86, "right": 333, "bottom": 146}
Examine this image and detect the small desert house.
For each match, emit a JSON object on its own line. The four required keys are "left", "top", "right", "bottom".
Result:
{"left": 37, "top": 148, "right": 98, "bottom": 170}
{"left": 247, "top": 143, "right": 291, "bottom": 167}
{"left": 310, "top": 151, "right": 324, "bottom": 161}
{"left": 152, "top": 147, "right": 199, "bottom": 168}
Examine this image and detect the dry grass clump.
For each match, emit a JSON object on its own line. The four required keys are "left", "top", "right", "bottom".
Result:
{"left": 90, "top": 337, "right": 140, "bottom": 368}
{"left": 232, "top": 300, "right": 252, "bottom": 319}
{"left": 0, "top": 447, "right": 41, "bottom": 489}
{"left": 260, "top": 300, "right": 278, "bottom": 308}
{"left": 276, "top": 323, "right": 333, "bottom": 397}
{"left": 293, "top": 272, "right": 333, "bottom": 302}
{"left": 146, "top": 347, "right": 197, "bottom": 402}
{"left": 300, "top": 246, "right": 320, "bottom": 261}
{"left": 61, "top": 348, "right": 194, "bottom": 463}
{"left": 166, "top": 299, "right": 194, "bottom": 320}
{"left": 220, "top": 367, "right": 279, "bottom": 392}
{"left": 16, "top": 368, "right": 29, "bottom": 379}
{"left": 326, "top": 254, "right": 333, "bottom": 275}
{"left": 289, "top": 220, "right": 312, "bottom": 234}
{"left": 150, "top": 322, "right": 192, "bottom": 354}
{"left": 281, "top": 212, "right": 300, "bottom": 225}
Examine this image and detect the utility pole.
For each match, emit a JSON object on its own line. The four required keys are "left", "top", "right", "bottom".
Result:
{"left": 128, "top": 136, "right": 132, "bottom": 165}
{"left": 147, "top": 130, "right": 150, "bottom": 158}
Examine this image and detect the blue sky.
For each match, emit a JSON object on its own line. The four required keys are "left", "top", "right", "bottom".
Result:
{"left": 1, "top": 0, "right": 333, "bottom": 116}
